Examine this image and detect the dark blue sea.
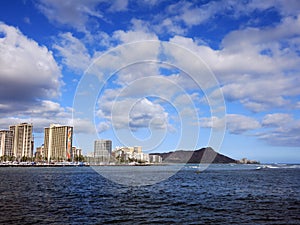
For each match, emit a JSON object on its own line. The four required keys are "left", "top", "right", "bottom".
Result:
{"left": 0, "top": 164, "right": 299, "bottom": 224}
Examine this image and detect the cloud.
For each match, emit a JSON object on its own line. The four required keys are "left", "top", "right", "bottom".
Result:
{"left": 258, "top": 130, "right": 300, "bottom": 147}
{"left": 221, "top": 15, "right": 300, "bottom": 55}
{"left": 153, "top": 18, "right": 187, "bottom": 36}
{"left": 226, "top": 114, "right": 261, "bottom": 134}
{"left": 262, "top": 113, "right": 293, "bottom": 127}
{"left": 97, "top": 121, "right": 110, "bottom": 133}
{"left": 98, "top": 97, "right": 169, "bottom": 131}
{"left": 199, "top": 116, "right": 225, "bottom": 130}
{"left": 16, "top": 0, "right": 300, "bottom": 151}
{"left": 53, "top": 32, "right": 91, "bottom": 73}
{"left": 221, "top": 74, "right": 299, "bottom": 112}
{"left": 36, "top": 0, "right": 104, "bottom": 32}
{"left": 0, "top": 22, "right": 62, "bottom": 115}
{"left": 108, "top": 0, "right": 128, "bottom": 12}
{"left": 160, "top": 0, "right": 300, "bottom": 31}
{"left": 258, "top": 113, "right": 300, "bottom": 146}
{"left": 170, "top": 14, "right": 300, "bottom": 112}
{"left": 89, "top": 61, "right": 203, "bottom": 133}
{"left": 0, "top": 24, "right": 93, "bottom": 135}
{"left": 112, "top": 28, "right": 158, "bottom": 43}
{"left": 129, "top": 98, "right": 168, "bottom": 130}
{"left": 167, "top": 1, "right": 224, "bottom": 27}
{"left": 218, "top": 16, "right": 300, "bottom": 111}
{"left": 171, "top": 14, "right": 300, "bottom": 76}
{"left": 0, "top": 99, "right": 94, "bottom": 134}
{"left": 200, "top": 113, "right": 300, "bottom": 147}
{"left": 52, "top": 26, "right": 159, "bottom": 75}
{"left": 71, "top": 118, "right": 95, "bottom": 134}
{"left": 199, "top": 114, "right": 261, "bottom": 134}
{"left": 36, "top": 0, "right": 128, "bottom": 32}
{"left": 0, "top": 100, "right": 68, "bottom": 132}
{"left": 173, "top": 92, "right": 200, "bottom": 107}
{"left": 52, "top": 25, "right": 158, "bottom": 75}
{"left": 248, "top": 0, "right": 300, "bottom": 17}
{"left": 78, "top": 36, "right": 162, "bottom": 84}
{"left": 35, "top": 0, "right": 300, "bottom": 38}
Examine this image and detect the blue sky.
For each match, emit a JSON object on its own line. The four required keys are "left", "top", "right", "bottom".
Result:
{"left": 0, "top": 0, "right": 300, "bottom": 163}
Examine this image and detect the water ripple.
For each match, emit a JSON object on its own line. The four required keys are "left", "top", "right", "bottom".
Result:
{"left": 0, "top": 166, "right": 299, "bottom": 224}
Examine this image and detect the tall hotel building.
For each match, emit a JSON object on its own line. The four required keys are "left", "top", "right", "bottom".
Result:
{"left": 9, "top": 123, "right": 33, "bottom": 159}
{"left": 94, "top": 139, "right": 112, "bottom": 162}
{"left": 0, "top": 130, "right": 14, "bottom": 157}
{"left": 44, "top": 124, "right": 73, "bottom": 161}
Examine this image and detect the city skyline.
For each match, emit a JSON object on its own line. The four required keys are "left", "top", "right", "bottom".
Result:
{"left": 0, "top": 1, "right": 300, "bottom": 163}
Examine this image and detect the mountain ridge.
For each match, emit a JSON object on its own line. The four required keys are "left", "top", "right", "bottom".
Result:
{"left": 150, "top": 147, "right": 237, "bottom": 164}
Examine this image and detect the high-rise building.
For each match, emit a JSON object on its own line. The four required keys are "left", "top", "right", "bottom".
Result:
{"left": 9, "top": 123, "right": 33, "bottom": 159}
{"left": 44, "top": 124, "right": 73, "bottom": 161}
{"left": 94, "top": 139, "right": 112, "bottom": 162}
{"left": 0, "top": 130, "right": 14, "bottom": 157}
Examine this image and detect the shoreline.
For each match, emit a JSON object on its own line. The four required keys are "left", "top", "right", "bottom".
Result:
{"left": 0, "top": 162, "right": 264, "bottom": 167}
{"left": 0, "top": 164, "right": 89, "bottom": 167}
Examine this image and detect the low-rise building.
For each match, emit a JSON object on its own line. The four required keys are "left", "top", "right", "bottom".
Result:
{"left": 113, "top": 146, "right": 151, "bottom": 163}
{"left": 71, "top": 146, "right": 83, "bottom": 161}
{"left": 238, "top": 158, "right": 260, "bottom": 164}
{"left": 149, "top": 154, "right": 162, "bottom": 163}
{"left": 35, "top": 145, "right": 45, "bottom": 160}
{"left": 134, "top": 152, "right": 149, "bottom": 163}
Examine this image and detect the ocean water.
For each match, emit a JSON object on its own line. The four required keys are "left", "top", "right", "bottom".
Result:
{"left": 0, "top": 164, "right": 299, "bottom": 224}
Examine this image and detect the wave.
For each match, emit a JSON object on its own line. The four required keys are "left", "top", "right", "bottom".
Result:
{"left": 256, "top": 164, "right": 300, "bottom": 170}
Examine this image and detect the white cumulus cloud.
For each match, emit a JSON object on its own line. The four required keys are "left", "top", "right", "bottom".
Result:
{"left": 0, "top": 22, "right": 62, "bottom": 115}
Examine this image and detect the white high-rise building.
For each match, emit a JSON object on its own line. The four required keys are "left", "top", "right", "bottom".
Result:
{"left": 9, "top": 123, "right": 33, "bottom": 159}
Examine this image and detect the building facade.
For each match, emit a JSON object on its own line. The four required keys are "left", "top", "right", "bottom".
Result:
{"left": 44, "top": 124, "right": 73, "bottom": 161}
{"left": 135, "top": 152, "right": 149, "bottom": 163}
{"left": 113, "top": 146, "right": 150, "bottom": 163}
{"left": 9, "top": 123, "right": 33, "bottom": 159}
{"left": 35, "top": 145, "right": 45, "bottom": 160}
{"left": 134, "top": 146, "right": 142, "bottom": 154}
{"left": 94, "top": 139, "right": 112, "bottom": 162}
{"left": 149, "top": 154, "right": 162, "bottom": 163}
{"left": 0, "top": 130, "right": 14, "bottom": 157}
{"left": 114, "top": 146, "right": 142, "bottom": 154}
{"left": 71, "top": 146, "right": 82, "bottom": 160}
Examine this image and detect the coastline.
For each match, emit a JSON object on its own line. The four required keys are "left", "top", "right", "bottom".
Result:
{"left": 0, "top": 162, "right": 262, "bottom": 168}
{"left": 0, "top": 163, "right": 89, "bottom": 167}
